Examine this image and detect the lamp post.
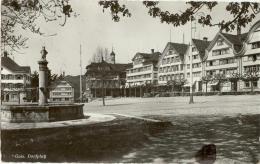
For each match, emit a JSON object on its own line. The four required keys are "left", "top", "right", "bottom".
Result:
{"left": 189, "top": 12, "right": 205, "bottom": 104}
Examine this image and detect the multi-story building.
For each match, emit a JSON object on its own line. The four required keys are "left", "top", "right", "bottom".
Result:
{"left": 49, "top": 80, "right": 74, "bottom": 103}
{"left": 86, "top": 50, "right": 131, "bottom": 98}
{"left": 126, "top": 49, "right": 160, "bottom": 87}
{"left": 241, "top": 20, "right": 260, "bottom": 91}
{"left": 158, "top": 42, "right": 188, "bottom": 86}
{"left": 204, "top": 31, "right": 248, "bottom": 92}
{"left": 1, "top": 51, "right": 31, "bottom": 103}
{"left": 185, "top": 38, "right": 211, "bottom": 92}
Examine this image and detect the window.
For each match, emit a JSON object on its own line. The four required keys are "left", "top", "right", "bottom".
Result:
{"left": 253, "top": 81, "right": 258, "bottom": 87}
{"left": 187, "top": 64, "right": 190, "bottom": 69}
{"left": 192, "top": 47, "right": 197, "bottom": 52}
{"left": 193, "top": 55, "right": 199, "bottom": 60}
{"left": 217, "top": 39, "right": 224, "bottom": 46}
{"left": 245, "top": 82, "right": 250, "bottom": 88}
{"left": 251, "top": 42, "right": 260, "bottom": 49}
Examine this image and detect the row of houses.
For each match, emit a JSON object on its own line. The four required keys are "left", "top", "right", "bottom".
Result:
{"left": 86, "top": 20, "right": 260, "bottom": 97}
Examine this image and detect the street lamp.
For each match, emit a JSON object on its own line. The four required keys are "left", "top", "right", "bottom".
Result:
{"left": 189, "top": 12, "right": 205, "bottom": 104}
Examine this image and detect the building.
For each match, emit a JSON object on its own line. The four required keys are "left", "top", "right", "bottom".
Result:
{"left": 86, "top": 50, "right": 131, "bottom": 98}
{"left": 204, "top": 31, "right": 248, "bottom": 92}
{"left": 158, "top": 42, "right": 188, "bottom": 89}
{"left": 1, "top": 51, "right": 31, "bottom": 103}
{"left": 185, "top": 38, "right": 211, "bottom": 92}
{"left": 240, "top": 20, "right": 260, "bottom": 91}
{"left": 126, "top": 49, "right": 160, "bottom": 86}
{"left": 49, "top": 80, "right": 74, "bottom": 103}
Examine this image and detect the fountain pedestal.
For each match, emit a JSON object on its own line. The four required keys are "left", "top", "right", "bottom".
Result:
{"left": 38, "top": 59, "right": 48, "bottom": 105}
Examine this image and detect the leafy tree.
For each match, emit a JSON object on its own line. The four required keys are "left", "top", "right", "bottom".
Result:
{"left": 167, "top": 80, "right": 176, "bottom": 92}
{"left": 241, "top": 71, "right": 260, "bottom": 93}
{"left": 212, "top": 73, "right": 228, "bottom": 92}
{"left": 99, "top": 1, "right": 260, "bottom": 32}
{"left": 30, "top": 71, "right": 39, "bottom": 101}
{"left": 1, "top": 0, "right": 74, "bottom": 52}
{"left": 201, "top": 74, "right": 212, "bottom": 93}
{"left": 88, "top": 46, "right": 110, "bottom": 64}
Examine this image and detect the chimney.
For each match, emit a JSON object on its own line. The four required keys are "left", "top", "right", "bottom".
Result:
{"left": 151, "top": 49, "right": 154, "bottom": 54}
{"left": 203, "top": 37, "right": 208, "bottom": 41}
{"left": 3, "top": 51, "right": 8, "bottom": 57}
{"left": 237, "top": 26, "right": 241, "bottom": 36}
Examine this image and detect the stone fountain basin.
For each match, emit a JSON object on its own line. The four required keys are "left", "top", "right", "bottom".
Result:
{"left": 1, "top": 103, "right": 84, "bottom": 123}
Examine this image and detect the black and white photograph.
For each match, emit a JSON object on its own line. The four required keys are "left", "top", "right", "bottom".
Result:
{"left": 1, "top": 0, "right": 260, "bottom": 163}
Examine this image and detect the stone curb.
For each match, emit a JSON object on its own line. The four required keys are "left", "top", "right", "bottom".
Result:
{"left": 1, "top": 113, "right": 116, "bottom": 130}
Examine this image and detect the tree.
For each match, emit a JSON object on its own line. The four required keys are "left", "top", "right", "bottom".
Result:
{"left": 99, "top": 1, "right": 260, "bottom": 32}
{"left": 89, "top": 46, "right": 110, "bottom": 63}
{"left": 167, "top": 80, "right": 176, "bottom": 92}
{"left": 201, "top": 75, "right": 212, "bottom": 93}
{"left": 1, "top": 0, "right": 74, "bottom": 52}
{"left": 30, "top": 71, "right": 39, "bottom": 102}
{"left": 212, "top": 73, "right": 228, "bottom": 92}
{"left": 241, "top": 71, "right": 260, "bottom": 93}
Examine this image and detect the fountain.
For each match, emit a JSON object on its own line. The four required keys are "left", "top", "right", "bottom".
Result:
{"left": 1, "top": 47, "right": 84, "bottom": 123}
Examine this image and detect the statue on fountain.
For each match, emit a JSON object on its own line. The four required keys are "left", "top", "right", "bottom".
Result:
{"left": 40, "top": 46, "right": 48, "bottom": 60}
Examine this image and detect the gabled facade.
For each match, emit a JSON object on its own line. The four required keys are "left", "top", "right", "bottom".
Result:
{"left": 1, "top": 51, "right": 31, "bottom": 103}
{"left": 204, "top": 32, "right": 247, "bottom": 92}
{"left": 49, "top": 80, "right": 74, "bottom": 103}
{"left": 126, "top": 49, "right": 160, "bottom": 87}
{"left": 158, "top": 42, "right": 188, "bottom": 85}
{"left": 185, "top": 38, "right": 211, "bottom": 92}
{"left": 241, "top": 20, "right": 260, "bottom": 91}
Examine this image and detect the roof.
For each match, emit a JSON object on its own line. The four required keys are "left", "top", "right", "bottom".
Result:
{"left": 132, "top": 52, "right": 161, "bottom": 63}
{"left": 1, "top": 55, "right": 31, "bottom": 73}
{"left": 50, "top": 80, "right": 73, "bottom": 89}
{"left": 168, "top": 42, "right": 189, "bottom": 55}
{"left": 86, "top": 61, "right": 131, "bottom": 75}
{"left": 221, "top": 32, "right": 248, "bottom": 53}
{"left": 192, "top": 39, "right": 211, "bottom": 59}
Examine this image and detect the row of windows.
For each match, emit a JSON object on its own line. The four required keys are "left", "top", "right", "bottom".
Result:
{"left": 206, "top": 58, "right": 236, "bottom": 66}
{"left": 243, "top": 54, "right": 260, "bottom": 62}
{"left": 1, "top": 83, "right": 24, "bottom": 89}
{"left": 52, "top": 92, "right": 72, "bottom": 96}
{"left": 187, "top": 63, "right": 201, "bottom": 69}
{"left": 212, "top": 48, "right": 230, "bottom": 56}
{"left": 251, "top": 42, "right": 260, "bottom": 49}
{"left": 159, "top": 65, "right": 183, "bottom": 73}
{"left": 128, "top": 66, "right": 152, "bottom": 73}
{"left": 127, "top": 74, "right": 152, "bottom": 80}
{"left": 159, "top": 74, "right": 184, "bottom": 81}
{"left": 206, "top": 68, "right": 237, "bottom": 76}
{"left": 162, "top": 56, "right": 180, "bottom": 65}
{"left": 53, "top": 87, "right": 72, "bottom": 91}
{"left": 1, "top": 74, "right": 29, "bottom": 80}
{"left": 245, "top": 81, "right": 258, "bottom": 88}
{"left": 244, "top": 65, "right": 260, "bottom": 73}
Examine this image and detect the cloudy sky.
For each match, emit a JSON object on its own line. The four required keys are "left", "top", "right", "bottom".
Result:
{"left": 9, "top": 1, "right": 260, "bottom": 75}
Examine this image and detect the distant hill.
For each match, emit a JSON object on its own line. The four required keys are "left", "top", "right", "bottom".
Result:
{"left": 64, "top": 75, "right": 86, "bottom": 100}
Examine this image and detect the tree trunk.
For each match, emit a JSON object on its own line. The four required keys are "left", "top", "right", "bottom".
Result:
{"left": 251, "top": 81, "right": 254, "bottom": 93}
{"left": 102, "top": 80, "right": 105, "bottom": 106}
{"left": 206, "top": 83, "right": 208, "bottom": 93}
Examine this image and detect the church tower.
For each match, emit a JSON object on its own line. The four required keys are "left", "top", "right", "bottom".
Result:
{"left": 110, "top": 48, "right": 115, "bottom": 64}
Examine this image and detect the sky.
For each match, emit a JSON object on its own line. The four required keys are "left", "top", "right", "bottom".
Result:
{"left": 7, "top": 1, "right": 260, "bottom": 75}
